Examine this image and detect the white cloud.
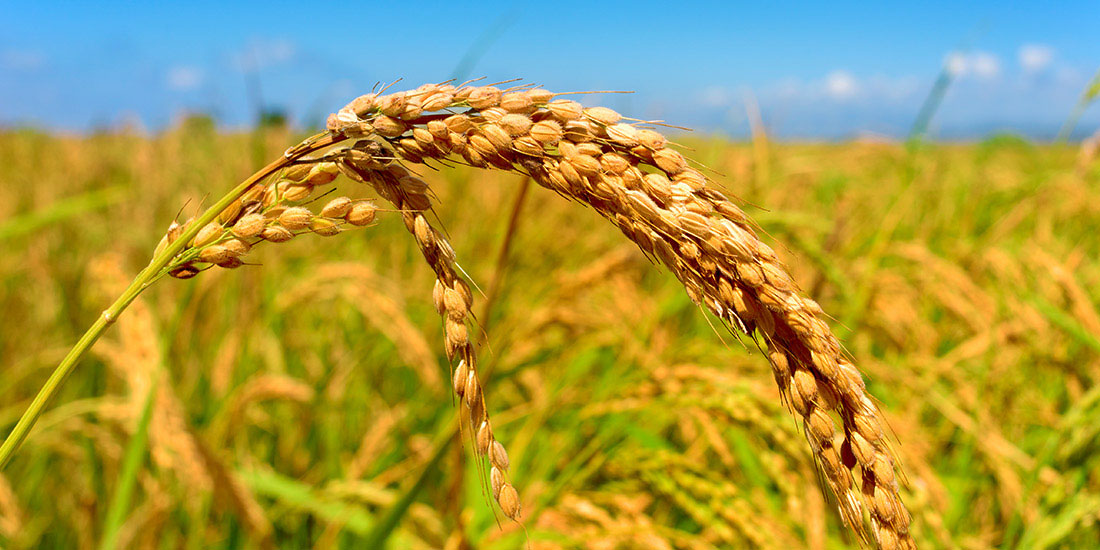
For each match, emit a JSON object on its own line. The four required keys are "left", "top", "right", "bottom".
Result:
{"left": 1019, "top": 44, "right": 1055, "bottom": 73}
{"left": 758, "top": 73, "right": 919, "bottom": 104}
{"left": 699, "top": 85, "right": 732, "bottom": 107}
{"left": 234, "top": 38, "right": 297, "bottom": 71}
{"left": 945, "top": 51, "right": 1001, "bottom": 80}
{"left": 825, "top": 70, "right": 859, "bottom": 99}
{"left": 166, "top": 66, "right": 203, "bottom": 91}
{"left": 1, "top": 49, "right": 45, "bottom": 70}
{"left": 945, "top": 52, "right": 967, "bottom": 77}
{"left": 971, "top": 52, "right": 1001, "bottom": 78}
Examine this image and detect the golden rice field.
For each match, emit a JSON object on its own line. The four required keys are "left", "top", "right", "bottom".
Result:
{"left": 1, "top": 121, "right": 1098, "bottom": 549}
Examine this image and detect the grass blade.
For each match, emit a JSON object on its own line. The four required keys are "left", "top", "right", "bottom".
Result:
{"left": 362, "top": 420, "right": 455, "bottom": 549}
{"left": 0, "top": 186, "right": 123, "bottom": 243}
{"left": 98, "top": 375, "right": 157, "bottom": 550}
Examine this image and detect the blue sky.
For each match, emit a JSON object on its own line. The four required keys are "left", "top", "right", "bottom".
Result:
{"left": 1, "top": 1, "right": 1098, "bottom": 139}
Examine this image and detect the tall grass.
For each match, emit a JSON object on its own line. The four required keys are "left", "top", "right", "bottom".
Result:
{"left": 0, "top": 118, "right": 1098, "bottom": 549}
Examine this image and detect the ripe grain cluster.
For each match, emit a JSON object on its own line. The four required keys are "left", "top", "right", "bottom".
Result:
{"left": 310, "top": 81, "right": 915, "bottom": 549}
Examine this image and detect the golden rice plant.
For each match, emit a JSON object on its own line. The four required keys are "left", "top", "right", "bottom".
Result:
{"left": 0, "top": 81, "right": 916, "bottom": 549}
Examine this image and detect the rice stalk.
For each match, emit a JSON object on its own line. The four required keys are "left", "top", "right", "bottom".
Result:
{"left": 326, "top": 81, "right": 916, "bottom": 548}
{"left": 1, "top": 80, "right": 916, "bottom": 549}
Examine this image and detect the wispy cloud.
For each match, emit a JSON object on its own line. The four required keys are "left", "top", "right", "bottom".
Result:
{"left": 824, "top": 71, "right": 859, "bottom": 100}
{"left": 699, "top": 85, "right": 733, "bottom": 108}
{"left": 233, "top": 38, "right": 297, "bottom": 71}
{"left": 756, "top": 71, "right": 921, "bottom": 103}
{"left": 1018, "top": 44, "right": 1055, "bottom": 74}
{"left": 945, "top": 51, "right": 1001, "bottom": 79}
{"left": 165, "top": 66, "right": 203, "bottom": 91}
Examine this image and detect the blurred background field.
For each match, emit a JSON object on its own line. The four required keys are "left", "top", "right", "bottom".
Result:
{"left": 1, "top": 122, "right": 1099, "bottom": 548}
{"left": 4, "top": 2, "right": 1100, "bottom": 549}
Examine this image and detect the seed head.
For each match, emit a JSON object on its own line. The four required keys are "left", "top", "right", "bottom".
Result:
{"left": 264, "top": 205, "right": 287, "bottom": 220}
{"left": 223, "top": 238, "right": 251, "bottom": 256}
{"left": 412, "top": 127, "right": 435, "bottom": 149}
{"left": 498, "top": 483, "right": 520, "bottom": 520}
{"left": 500, "top": 91, "right": 534, "bottom": 114}
{"left": 529, "top": 120, "right": 563, "bottom": 144}
{"left": 527, "top": 88, "right": 554, "bottom": 104}
{"left": 447, "top": 317, "right": 469, "bottom": 350}
{"left": 653, "top": 148, "right": 688, "bottom": 174}
{"left": 378, "top": 92, "right": 407, "bottom": 117}
{"left": 568, "top": 155, "right": 600, "bottom": 177}
{"left": 454, "top": 86, "right": 474, "bottom": 102}
{"left": 401, "top": 94, "right": 425, "bottom": 119}
{"left": 854, "top": 412, "right": 883, "bottom": 443}
{"left": 481, "top": 123, "right": 512, "bottom": 152}
{"left": 873, "top": 455, "right": 896, "bottom": 489}
{"left": 241, "top": 183, "right": 266, "bottom": 204}
{"left": 348, "top": 93, "right": 378, "bottom": 116}
{"left": 490, "top": 466, "right": 505, "bottom": 500}
{"left": 490, "top": 440, "right": 510, "bottom": 471}
{"left": 607, "top": 123, "right": 640, "bottom": 147}
{"left": 563, "top": 120, "right": 595, "bottom": 143}
{"left": 261, "top": 225, "right": 294, "bottom": 243}
{"left": 637, "top": 129, "right": 667, "bottom": 150}
{"left": 372, "top": 115, "right": 407, "bottom": 138}
{"left": 850, "top": 432, "right": 874, "bottom": 465}
{"left": 218, "top": 199, "right": 243, "bottom": 225}
{"left": 599, "top": 152, "right": 630, "bottom": 174}
{"left": 467, "top": 86, "right": 501, "bottom": 110}
{"left": 281, "top": 183, "right": 312, "bottom": 202}
{"left": 306, "top": 163, "right": 339, "bottom": 186}
{"left": 278, "top": 207, "right": 313, "bottom": 231}
{"left": 283, "top": 163, "right": 313, "bottom": 182}
{"left": 169, "top": 264, "right": 201, "bottom": 279}
{"left": 412, "top": 215, "right": 433, "bottom": 249}
{"left": 345, "top": 201, "right": 376, "bottom": 226}
{"left": 198, "top": 245, "right": 230, "bottom": 264}
{"left": 422, "top": 91, "right": 454, "bottom": 112}
{"left": 476, "top": 421, "right": 493, "bottom": 455}
{"left": 444, "top": 114, "right": 474, "bottom": 134}
{"left": 320, "top": 197, "right": 353, "bottom": 218}
{"left": 463, "top": 369, "right": 481, "bottom": 407}
{"left": 807, "top": 409, "right": 836, "bottom": 445}
{"left": 453, "top": 360, "right": 469, "bottom": 397}
{"left": 310, "top": 217, "right": 341, "bottom": 236}
{"left": 480, "top": 107, "right": 506, "bottom": 123}
{"left": 584, "top": 106, "right": 621, "bottom": 126}
{"left": 430, "top": 280, "right": 446, "bottom": 316}
{"left": 453, "top": 279, "right": 472, "bottom": 309}
{"left": 166, "top": 220, "right": 183, "bottom": 243}
{"left": 547, "top": 99, "right": 583, "bottom": 121}
{"left": 262, "top": 186, "right": 280, "bottom": 208}
{"left": 216, "top": 256, "right": 243, "bottom": 269}
{"left": 575, "top": 142, "right": 603, "bottom": 157}
{"left": 442, "top": 287, "right": 467, "bottom": 320}
{"left": 499, "top": 113, "right": 533, "bottom": 136}
{"left": 512, "top": 136, "right": 544, "bottom": 157}
{"left": 469, "top": 134, "right": 497, "bottom": 158}
{"left": 191, "top": 222, "right": 223, "bottom": 248}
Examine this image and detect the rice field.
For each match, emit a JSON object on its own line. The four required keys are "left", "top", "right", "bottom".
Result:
{"left": 1, "top": 121, "right": 1098, "bottom": 549}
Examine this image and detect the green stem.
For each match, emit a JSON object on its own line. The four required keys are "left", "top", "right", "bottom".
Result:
{"left": 0, "top": 132, "right": 341, "bottom": 470}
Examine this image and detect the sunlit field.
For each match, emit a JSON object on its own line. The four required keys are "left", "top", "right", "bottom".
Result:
{"left": 1, "top": 122, "right": 1099, "bottom": 549}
